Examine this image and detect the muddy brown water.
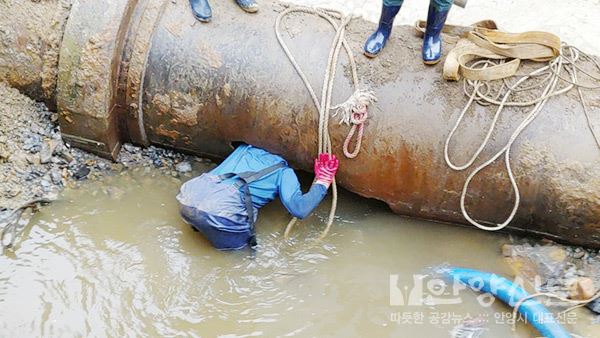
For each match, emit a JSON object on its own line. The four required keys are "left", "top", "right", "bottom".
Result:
{"left": 1, "top": 166, "right": 597, "bottom": 337}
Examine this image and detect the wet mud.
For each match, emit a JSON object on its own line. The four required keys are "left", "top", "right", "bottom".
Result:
{"left": 2, "top": 168, "right": 599, "bottom": 337}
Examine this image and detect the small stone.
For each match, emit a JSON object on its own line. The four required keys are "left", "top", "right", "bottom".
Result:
{"left": 26, "top": 153, "right": 40, "bottom": 165}
{"left": 572, "top": 248, "right": 586, "bottom": 259}
{"left": 569, "top": 277, "right": 596, "bottom": 301}
{"left": 23, "top": 134, "right": 42, "bottom": 153}
{"left": 30, "top": 124, "right": 41, "bottom": 135}
{"left": 39, "top": 142, "right": 52, "bottom": 164}
{"left": 502, "top": 244, "right": 516, "bottom": 257}
{"left": 72, "top": 165, "right": 90, "bottom": 180}
{"left": 40, "top": 178, "right": 51, "bottom": 189}
{"left": 95, "top": 161, "right": 109, "bottom": 171}
{"left": 175, "top": 161, "right": 192, "bottom": 173}
{"left": 59, "top": 151, "right": 74, "bottom": 163}
{"left": 50, "top": 168, "right": 63, "bottom": 185}
{"left": 0, "top": 147, "right": 10, "bottom": 161}
{"left": 7, "top": 186, "right": 21, "bottom": 197}
{"left": 48, "top": 139, "right": 59, "bottom": 154}
{"left": 50, "top": 156, "right": 66, "bottom": 165}
{"left": 123, "top": 143, "right": 139, "bottom": 153}
{"left": 549, "top": 247, "right": 567, "bottom": 262}
{"left": 104, "top": 186, "right": 125, "bottom": 200}
{"left": 586, "top": 298, "right": 600, "bottom": 314}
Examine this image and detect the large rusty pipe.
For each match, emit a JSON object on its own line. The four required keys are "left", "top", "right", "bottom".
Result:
{"left": 2, "top": 0, "right": 600, "bottom": 247}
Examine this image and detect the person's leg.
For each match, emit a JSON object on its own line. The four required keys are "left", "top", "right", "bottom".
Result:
{"left": 383, "top": 0, "right": 404, "bottom": 6}
{"left": 363, "top": 0, "right": 404, "bottom": 58}
{"left": 422, "top": 0, "right": 454, "bottom": 64}
{"left": 189, "top": 0, "right": 212, "bottom": 22}
{"left": 235, "top": 0, "right": 259, "bottom": 13}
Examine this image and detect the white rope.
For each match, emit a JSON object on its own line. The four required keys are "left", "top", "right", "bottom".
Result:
{"left": 275, "top": 6, "right": 375, "bottom": 239}
{"left": 511, "top": 289, "right": 600, "bottom": 332}
{"left": 445, "top": 44, "right": 600, "bottom": 231}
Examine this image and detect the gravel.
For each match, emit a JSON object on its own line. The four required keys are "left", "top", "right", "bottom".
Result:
{"left": 175, "top": 161, "right": 192, "bottom": 173}
{"left": 503, "top": 238, "right": 600, "bottom": 317}
{"left": 0, "top": 82, "right": 204, "bottom": 210}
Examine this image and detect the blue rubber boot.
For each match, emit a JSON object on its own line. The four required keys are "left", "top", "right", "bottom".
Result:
{"left": 190, "top": 0, "right": 212, "bottom": 22}
{"left": 422, "top": 4, "right": 450, "bottom": 65}
{"left": 235, "top": 0, "right": 259, "bottom": 13}
{"left": 364, "top": 4, "right": 402, "bottom": 58}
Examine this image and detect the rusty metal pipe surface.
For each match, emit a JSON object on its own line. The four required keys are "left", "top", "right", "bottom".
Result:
{"left": 2, "top": 0, "right": 600, "bottom": 247}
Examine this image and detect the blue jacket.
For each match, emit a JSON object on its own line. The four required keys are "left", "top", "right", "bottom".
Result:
{"left": 210, "top": 144, "right": 327, "bottom": 219}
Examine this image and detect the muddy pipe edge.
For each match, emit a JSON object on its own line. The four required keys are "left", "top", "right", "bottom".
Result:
{"left": 56, "top": 0, "right": 143, "bottom": 160}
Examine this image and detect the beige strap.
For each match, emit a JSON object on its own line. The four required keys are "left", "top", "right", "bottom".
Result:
{"left": 443, "top": 27, "right": 561, "bottom": 81}
{"left": 443, "top": 39, "right": 520, "bottom": 81}
{"left": 468, "top": 28, "right": 560, "bottom": 61}
{"left": 414, "top": 19, "right": 498, "bottom": 38}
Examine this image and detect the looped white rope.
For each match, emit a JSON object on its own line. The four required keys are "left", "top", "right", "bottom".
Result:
{"left": 511, "top": 289, "right": 600, "bottom": 332}
{"left": 445, "top": 44, "right": 600, "bottom": 231}
{"left": 275, "top": 6, "right": 375, "bottom": 239}
{"left": 333, "top": 89, "right": 377, "bottom": 158}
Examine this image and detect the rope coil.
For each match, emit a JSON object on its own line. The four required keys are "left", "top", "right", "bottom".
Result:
{"left": 275, "top": 6, "right": 376, "bottom": 239}
{"left": 444, "top": 41, "right": 600, "bottom": 231}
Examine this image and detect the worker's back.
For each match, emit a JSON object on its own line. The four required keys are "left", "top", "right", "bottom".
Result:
{"left": 210, "top": 144, "right": 288, "bottom": 208}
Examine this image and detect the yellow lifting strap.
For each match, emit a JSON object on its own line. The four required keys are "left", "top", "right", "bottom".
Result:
{"left": 413, "top": 19, "right": 498, "bottom": 39}
{"left": 442, "top": 27, "right": 562, "bottom": 81}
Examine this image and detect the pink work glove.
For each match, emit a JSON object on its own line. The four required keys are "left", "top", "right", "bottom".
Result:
{"left": 314, "top": 153, "right": 339, "bottom": 189}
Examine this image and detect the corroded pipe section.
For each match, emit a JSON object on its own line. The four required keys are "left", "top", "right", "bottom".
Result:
{"left": 1, "top": 0, "right": 600, "bottom": 247}
{"left": 136, "top": 0, "right": 600, "bottom": 247}
{"left": 57, "top": 0, "right": 140, "bottom": 158}
{"left": 119, "top": 0, "right": 170, "bottom": 147}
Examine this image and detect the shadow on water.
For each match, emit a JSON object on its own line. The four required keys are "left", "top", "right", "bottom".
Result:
{"left": 0, "top": 166, "right": 593, "bottom": 337}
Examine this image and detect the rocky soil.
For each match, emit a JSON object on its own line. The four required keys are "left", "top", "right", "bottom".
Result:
{"left": 502, "top": 238, "right": 600, "bottom": 315}
{"left": 0, "top": 82, "right": 201, "bottom": 211}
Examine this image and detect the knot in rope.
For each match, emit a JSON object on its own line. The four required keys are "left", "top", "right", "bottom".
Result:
{"left": 350, "top": 109, "right": 368, "bottom": 124}
{"left": 332, "top": 89, "right": 377, "bottom": 158}
{"left": 332, "top": 89, "right": 377, "bottom": 126}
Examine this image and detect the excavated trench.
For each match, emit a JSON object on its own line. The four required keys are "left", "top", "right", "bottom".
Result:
{"left": 2, "top": 1, "right": 600, "bottom": 336}
{"left": 1, "top": 0, "right": 600, "bottom": 248}
{"left": 1, "top": 167, "right": 599, "bottom": 337}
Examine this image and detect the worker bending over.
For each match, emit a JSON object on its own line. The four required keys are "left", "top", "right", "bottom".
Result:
{"left": 189, "top": 0, "right": 258, "bottom": 23}
{"left": 177, "top": 144, "right": 339, "bottom": 250}
{"left": 365, "top": 0, "right": 454, "bottom": 64}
